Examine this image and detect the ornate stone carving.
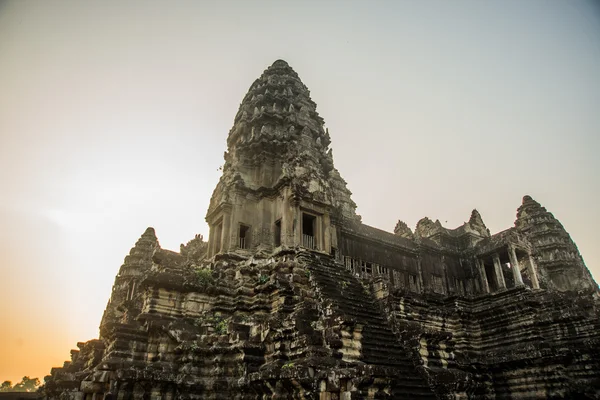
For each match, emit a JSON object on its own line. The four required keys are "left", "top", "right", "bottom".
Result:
{"left": 43, "top": 61, "right": 600, "bottom": 400}
{"left": 394, "top": 220, "right": 414, "bottom": 238}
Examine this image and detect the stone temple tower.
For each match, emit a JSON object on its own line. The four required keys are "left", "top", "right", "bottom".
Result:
{"left": 206, "top": 60, "right": 357, "bottom": 257}
{"left": 43, "top": 60, "right": 600, "bottom": 400}
{"left": 515, "top": 195, "right": 596, "bottom": 291}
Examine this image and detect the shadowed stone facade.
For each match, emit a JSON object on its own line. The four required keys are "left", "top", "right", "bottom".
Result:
{"left": 44, "top": 60, "right": 600, "bottom": 399}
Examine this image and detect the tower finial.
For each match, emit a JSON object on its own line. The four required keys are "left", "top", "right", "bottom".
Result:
{"left": 522, "top": 195, "right": 534, "bottom": 204}
{"left": 271, "top": 59, "right": 289, "bottom": 68}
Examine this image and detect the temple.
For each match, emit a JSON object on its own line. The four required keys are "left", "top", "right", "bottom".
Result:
{"left": 44, "top": 60, "right": 600, "bottom": 399}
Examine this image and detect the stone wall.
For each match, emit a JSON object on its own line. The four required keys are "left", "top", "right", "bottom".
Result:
{"left": 41, "top": 60, "right": 600, "bottom": 400}
{"left": 378, "top": 282, "right": 600, "bottom": 399}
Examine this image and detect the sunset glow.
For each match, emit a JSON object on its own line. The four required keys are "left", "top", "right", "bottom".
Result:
{"left": 1, "top": 0, "right": 599, "bottom": 384}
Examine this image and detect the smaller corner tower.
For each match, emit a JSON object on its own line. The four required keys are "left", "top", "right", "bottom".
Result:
{"left": 100, "top": 227, "right": 159, "bottom": 331}
{"left": 515, "top": 195, "right": 596, "bottom": 292}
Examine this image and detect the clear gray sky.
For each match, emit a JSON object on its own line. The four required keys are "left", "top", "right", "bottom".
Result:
{"left": 0, "top": 0, "right": 599, "bottom": 383}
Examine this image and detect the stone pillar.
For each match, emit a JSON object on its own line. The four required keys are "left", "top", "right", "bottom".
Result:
{"left": 226, "top": 198, "right": 238, "bottom": 252}
{"left": 280, "top": 190, "right": 292, "bottom": 247}
{"left": 441, "top": 257, "right": 450, "bottom": 295}
{"left": 314, "top": 213, "right": 322, "bottom": 251}
{"left": 527, "top": 252, "right": 541, "bottom": 289}
{"left": 493, "top": 253, "right": 507, "bottom": 289}
{"left": 508, "top": 245, "right": 524, "bottom": 286}
{"left": 109, "top": 380, "right": 118, "bottom": 398}
{"left": 477, "top": 258, "right": 490, "bottom": 293}
{"left": 330, "top": 224, "right": 338, "bottom": 252}
{"left": 208, "top": 225, "right": 214, "bottom": 257}
{"left": 416, "top": 255, "right": 425, "bottom": 293}
{"left": 322, "top": 212, "right": 331, "bottom": 253}
{"left": 293, "top": 203, "right": 302, "bottom": 247}
{"left": 221, "top": 211, "right": 231, "bottom": 253}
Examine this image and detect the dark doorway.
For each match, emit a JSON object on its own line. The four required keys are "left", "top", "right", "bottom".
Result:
{"left": 302, "top": 213, "right": 316, "bottom": 249}
{"left": 274, "top": 219, "right": 281, "bottom": 247}
{"left": 502, "top": 262, "right": 515, "bottom": 288}
{"left": 485, "top": 263, "right": 497, "bottom": 292}
{"left": 239, "top": 224, "right": 250, "bottom": 249}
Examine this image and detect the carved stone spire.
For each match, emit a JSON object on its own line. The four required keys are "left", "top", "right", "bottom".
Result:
{"left": 207, "top": 60, "right": 357, "bottom": 224}
{"left": 226, "top": 59, "right": 328, "bottom": 159}
{"left": 100, "top": 227, "right": 160, "bottom": 329}
{"left": 120, "top": 227, "right": 159, "bottom": 274}
{"left": 468, "top": 209, "right": 490, "bottom": 237}
{"left": 415, "top": 217, "right": 440, "bottom": 238}
{"left": 515, "top": 195, "right": 596, "bottom": 292}
{"left": 514, "top": 195, "right": 543, "bottom": 230}
{"left": 394, "top": 220, "right": 414, "bottom": 239}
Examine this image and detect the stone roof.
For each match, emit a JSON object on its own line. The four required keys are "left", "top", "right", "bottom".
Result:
{"left": 344, "top": 220, "right": 418, "bottom": 251}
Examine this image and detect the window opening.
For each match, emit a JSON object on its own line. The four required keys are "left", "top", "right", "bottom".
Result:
{"left": 409, "top": 274, "right": 418, "bottom": 292}
{"left": 274, "top": 219, "right": 281, "bottom": 247}
{"left": 484, "top": 263, "right": 497, "bottom": 291}
{"left": 127, "top": 281, "right": 136, "bottom": 301}
{"left": 239, "top": 224, "right": 250, "bottom": 249}
{"left": 454, "top": 278, "right": 464, "bottom": 295}
{"left": 302, "top": 213, "right": 316, "bottom": 249}
{"left": 345, "top": 256, "right": 352, "bottom": 271}
{"left": 393, "top": 270, "right": 406, "bottom": 289}
{"left": 502, "top": 261, "right": 515, "bottom": 288}
{"left": 432, "top": 274, "right": 444, "bottom": 294}
{"left": 377, "top": 265, "right": 388, "bottom": 275}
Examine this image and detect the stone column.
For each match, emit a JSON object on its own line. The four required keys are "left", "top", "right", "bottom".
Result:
{"left": 416, "top": 255, "right": 425, "bottom": 293}
{"left": 477, "top": 258, "right": 490, "bottom": 293}
{"left": 293, "top": 203, "right": 302, "bottom": 247}
{"left": 208, "top": 225, "right": 214, "bottom": 257}
{"left": 441, "top": 257, "right": 450, "bottom": 295}
{"left": 221, "top": 211, "right": 231, "bottom": 253}
{"left": 226, "top": 198, "right": 238, "bottom": 252}
{"left": 527, "top": 252, "right": 541, "bottom": 289}
{"left": 109, "top": 380, "right": 118, "bottom": 397}
{"left": 493, "top": 253, "right": 507, "bottom": 289}
{"left": 281, "top": 190, "right": 292, "bottom": 247}
{"left": 508, "top": 245, "right": 524, "bottom": 286}
{"left": 314, "top": 213, "right": 322, "bottom": 251}
{"left": 322, "top": 212, "right": 331, "bottom": 253}
{"left": 330, "top": 224, "right": 338, "bottom": 251}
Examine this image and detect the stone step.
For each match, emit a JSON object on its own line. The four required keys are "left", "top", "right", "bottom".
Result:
{"left": 300, "top": 252, "right": 435, "bottom": 397}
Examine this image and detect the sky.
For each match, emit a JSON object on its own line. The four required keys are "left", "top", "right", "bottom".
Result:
{"left": 0, "top": 0, "right": 599, "bottom": 384}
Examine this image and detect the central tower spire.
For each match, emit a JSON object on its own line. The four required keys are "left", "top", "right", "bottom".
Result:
{"left": 206, "top": 60, "right": 356, "bottom": 256}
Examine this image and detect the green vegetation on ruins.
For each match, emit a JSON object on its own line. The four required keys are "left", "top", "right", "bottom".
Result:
{"left": 0, "top": 377, "right": 40, "bottom": 392}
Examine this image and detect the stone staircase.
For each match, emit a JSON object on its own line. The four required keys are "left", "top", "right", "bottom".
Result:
{"left": 298, "top": 251, "right": 437, "bottom": 399}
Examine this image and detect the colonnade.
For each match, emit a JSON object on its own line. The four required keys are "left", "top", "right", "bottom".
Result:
{"left": 477, "top": 245, "right": 540, "bottom": 293}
